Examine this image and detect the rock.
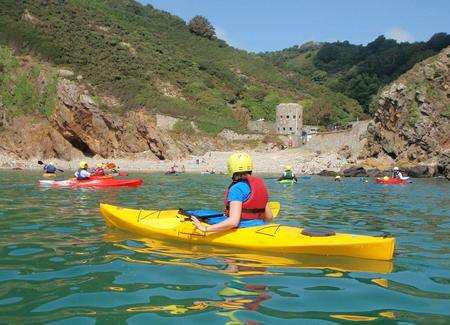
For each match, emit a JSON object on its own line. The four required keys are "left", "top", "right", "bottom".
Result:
{"left": 317, "top": 170, "right": 338, "bottom": 177}
{"left": 58, "top": 69, "right": 75, "bottom": 78}
{"left": 338, "top": 145, "right": 352, "bottom": 159}
{"left": 364, "top": 46, "right": 450, "bottom": 171}
{"left": 404, "top": 165, "right": 435, "bottom": 178}
{"left": 342, "top": 166, "right": 367, "bottom": 177}
{"left": 366, "top": 168, "right": 384, "bottom": 177}
{"left": 437, "top": 152, "right": 450, "bottom": 180}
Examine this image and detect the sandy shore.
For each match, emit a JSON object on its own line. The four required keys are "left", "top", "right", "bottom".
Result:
{"left": 1, "top": 147, "right": 350, "bottom": 175}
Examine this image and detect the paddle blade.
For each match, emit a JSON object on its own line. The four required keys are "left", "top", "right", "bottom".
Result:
{"left": 37, "top": 160, "right": 44, "bottom": 165}
{"left": 269, "top": 201, "right": 281, "bottom": 218}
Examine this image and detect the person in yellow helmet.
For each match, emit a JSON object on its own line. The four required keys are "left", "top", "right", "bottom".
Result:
{"left": 278, "top": 165, "right": 297, "bottom": 182}
{"left": 335, "top": 175, "right": 341, "bottom": 182}
{"left": 75, "top": 161, "right": 91, "bottom": 180}
{"left": 192, "top": 152, "right": 273, "bottom": 233}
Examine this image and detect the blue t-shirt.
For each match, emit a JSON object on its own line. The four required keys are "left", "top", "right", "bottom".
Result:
{"left": 227, "top": 181, "right": 251, "bottom": 203}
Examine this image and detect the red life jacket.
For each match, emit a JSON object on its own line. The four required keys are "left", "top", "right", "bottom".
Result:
{"left": 224, "top": 176, "right": 269, "bottom": 220}
{"left": 93, "top": 168, "right": 105, "bottom": 176}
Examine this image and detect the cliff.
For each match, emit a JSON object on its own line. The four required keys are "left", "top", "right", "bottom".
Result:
{"left": 364, "top": 46, "right": 450, "bottom": 178}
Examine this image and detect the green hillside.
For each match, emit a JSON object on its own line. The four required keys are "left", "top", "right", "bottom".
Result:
{"left": 263, "top": 34, "right": 450, "bottom": 112}
{"left": 0, "top": 0, "right": 364, "bottom": 131}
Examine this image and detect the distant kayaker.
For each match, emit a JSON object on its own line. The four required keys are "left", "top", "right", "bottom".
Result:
{"left": 43, "top": 162, "right": 57, "bottom": 174}
{"left": 392, "top": 167, "right": 409, "bottom": 180}
{"left": 93, "top": 163, "right": 105, "bottom": 176}
{"left": 278, "top": 165, "right": 297, "bottom": 182}
{"left": 335, "top": 175, "right": 341, "bottom": 182}
{"left": 192, "top": 152, "right": 273, "bottom": 233}
{"left": 75, "top": 161, "right": 91, "bottom": 180}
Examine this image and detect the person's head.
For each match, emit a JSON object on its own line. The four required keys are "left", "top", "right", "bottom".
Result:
{"left": 285, "top": 165, "right": 292, "bottom": 171}
{"left": 79, "top": 161, "right": 88, "bottom": 170}
{"left": 96, "top": 163, "right": 103, "bottom": 168}
{"left": 393, "top": 167, "right": 399, "bottom": 171}
{"left": 227, "top": 152, "right": 253, "bottom": 181}
{"left": 49, "top": 162, "right": 54, "bottom": 166}
{"left": 335, "top": 175, "right": 341, "bottom": 180}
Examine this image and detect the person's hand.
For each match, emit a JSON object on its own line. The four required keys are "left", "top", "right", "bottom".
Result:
{"left": 191, "top": 217, "right": 206, "bottom": 232}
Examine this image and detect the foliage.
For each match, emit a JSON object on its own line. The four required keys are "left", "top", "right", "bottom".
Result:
{"left": 264, "top": 34, "right": 450, "bottom": 113}
{"left": 172, "top": 120, "right": 195, "bottom": 134}
{"left": 188, "top": 15, "right": 216, "bottom": 39}
{"left": 0, "top": 45, "right": 58, "bottom": 119}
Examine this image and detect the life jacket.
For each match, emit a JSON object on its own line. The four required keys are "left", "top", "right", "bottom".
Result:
{"left": 93, "top": 168, "right": 105, "bottom": 176}
{"left": 75, "top": 168, "right": 90, "bottom": 180}
{"left": 224, "top": 176, "right": 269, "bottom": 220}
{"left": 44, "top": 164, "right": 56, "bottom": 173}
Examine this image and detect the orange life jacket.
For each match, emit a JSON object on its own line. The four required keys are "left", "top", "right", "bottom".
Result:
{"left": 224, "top": 176, "right": 269, "bottom": 220}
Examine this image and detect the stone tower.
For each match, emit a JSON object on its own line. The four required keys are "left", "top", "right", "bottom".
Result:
{"left": 276, "top": 103, "right": 303, "bottom": 135}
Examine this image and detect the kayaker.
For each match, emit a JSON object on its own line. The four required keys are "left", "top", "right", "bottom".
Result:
{"left": 43, "top": 162, "right": 57, "bottom": 174}
{"left": 75, "top": 161, "right": 91, "bottom": 180}
{"left": 93, "top": 163, "right": 105, "bottom": 176}
{"left": 192, "top": 152, "right": 273, "bottom": 233}
{"left": 392, "top": 167, "right": 408, "bottom": 180}
{"left": 335, "top": 175, "right": 341, "bottom": 182}
{"left": 278, "top": 165, "right": 297, "bottom": 182}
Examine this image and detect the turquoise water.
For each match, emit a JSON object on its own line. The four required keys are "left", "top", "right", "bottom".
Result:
{"left": 0, "top": 171, "right": 449, "bottom": 324}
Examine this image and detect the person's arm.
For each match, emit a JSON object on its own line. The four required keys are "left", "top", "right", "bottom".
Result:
{"left": 262, "top": 202, "right": 273, "bottom": 222}
{"left": 192, "top": 201, "right": 242, "bottom": 233}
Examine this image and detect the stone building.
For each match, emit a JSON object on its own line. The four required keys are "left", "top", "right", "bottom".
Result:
{"left": 275, "top": 103, "right": 303, "bottom": 135}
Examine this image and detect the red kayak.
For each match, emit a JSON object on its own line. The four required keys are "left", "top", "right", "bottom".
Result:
{"left": 38, "top": 178, "right": 143, "bottom": 188}
{"left": 375, "top": 177, "right": 408, "bottom": 185}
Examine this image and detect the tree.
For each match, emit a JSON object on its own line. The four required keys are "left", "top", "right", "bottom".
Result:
{"left": 427, "top": 33, "right": 450, "bottom": 51}
{"left": 188, "top": 15, "right": 216, "bottom": 39}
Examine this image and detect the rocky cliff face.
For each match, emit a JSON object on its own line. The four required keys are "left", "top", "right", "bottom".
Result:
{"left": 0, "top": 69, "right": 226, "bottom": 162}
{"left": 364, "top": 46, "right": 450, "bottom": 178}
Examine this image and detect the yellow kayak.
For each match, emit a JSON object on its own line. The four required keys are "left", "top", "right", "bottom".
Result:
{"left": 99, "top": 203, "right": 395, "bottom": 261}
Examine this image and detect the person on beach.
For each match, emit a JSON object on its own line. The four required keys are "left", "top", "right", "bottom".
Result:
{"left": 278, "top": 165, "right": 297, "bottom": 182}
{"left": 75, "top": 161, "right": 91, "bottom": 180}
{"left": 192, "top": 152, "right": 273, "bottom": 233}
{"left": 392, "top": 167, "right": 408, "bottom": 180}
{"left": 43, "top": 162, "right": 57, "bottom": 174}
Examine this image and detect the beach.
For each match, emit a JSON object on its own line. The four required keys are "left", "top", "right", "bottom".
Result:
{"left": 1, "top": 147, "right": 350, "bottom": 175}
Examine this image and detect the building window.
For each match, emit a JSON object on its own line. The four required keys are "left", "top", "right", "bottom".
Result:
{"left": 289, "top": 127, "right": 292, "bottom": 131}
{"left": 293, "top": 115, "right": 296, "bottom": 119}
{"left": 286, "top": 115, "right": 289, "bottom": 119}
{"left": 280, "top": 115, "right": 283, "bottom": 119}
{"left": 283, "top": 127, "right": 285, "bottom": 131}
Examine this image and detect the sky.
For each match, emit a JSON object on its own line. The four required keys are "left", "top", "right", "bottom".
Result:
{"left": 139, "top": 0, "right": 449, "bottom": 52}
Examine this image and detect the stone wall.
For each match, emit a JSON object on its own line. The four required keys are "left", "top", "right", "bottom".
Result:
{"left": 302, "top": 121, "right": 370, "bottom": 156}
{"left": 247, "top": 120, "right": 275, "bottom": 133}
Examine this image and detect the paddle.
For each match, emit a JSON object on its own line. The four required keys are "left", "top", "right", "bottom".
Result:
{"left": 37, "top": 160, "right": 64, "bottom": 172}
{"left": 179, "top": 201, "right": 281, "bottom": 220}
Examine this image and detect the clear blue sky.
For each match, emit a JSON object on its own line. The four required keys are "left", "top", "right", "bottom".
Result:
{"left": 139, "top": 0, "right": 449, "bottom": 52}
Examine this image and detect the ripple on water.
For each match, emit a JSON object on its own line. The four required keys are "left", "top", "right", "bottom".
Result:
{"left": 0, "top": 172, "right": 449, "bottom": 323}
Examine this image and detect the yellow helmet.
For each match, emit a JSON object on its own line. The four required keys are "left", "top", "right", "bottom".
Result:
{"left": 227, "top": 152, "right": 253, "bottom": 176}
{"left": 96, "top": 163, "right": 103, "bottom": 168}
{"left": 335, "top": 175, "right": 341, "bottom": 179}
{"left": 383, "top": 176, "right": 389, "bottom": 180}
{"left": 79, "top": 161, "right": 88, "bottom": 169}
{"left": 285, "top": 165, "right": 292, "bottom": 171}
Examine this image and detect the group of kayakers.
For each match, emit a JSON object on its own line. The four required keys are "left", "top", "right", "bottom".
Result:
{"left": 42, "top": 161, "right": 120, "bottom": 180}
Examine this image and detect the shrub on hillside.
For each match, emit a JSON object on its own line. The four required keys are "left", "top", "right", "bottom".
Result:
{"left": 188, "top": 15, "right": 216, "bottom": 39}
